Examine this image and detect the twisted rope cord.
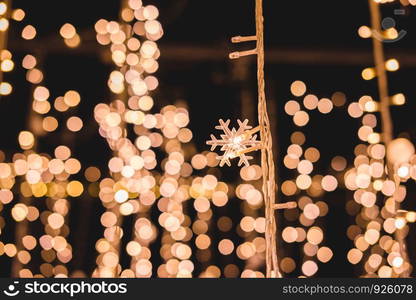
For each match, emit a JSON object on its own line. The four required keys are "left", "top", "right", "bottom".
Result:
{"left": 255, "top": 0, "right": 280, "bottom": 278}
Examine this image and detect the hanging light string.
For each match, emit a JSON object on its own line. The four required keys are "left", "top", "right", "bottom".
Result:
{"left": 0, "top": 0, "right": 11, "bottom": 90}
{"left": 213, "top": 0, "right": 295, "bottom": 277}
{"left": 253, "top": 0, "right": 280, "bottom": 278}
{"left": 368, "top": 0, "right": 410, "bottom": 277}
{"left": 369, "top": 0, "right": 393, "bottom": 146}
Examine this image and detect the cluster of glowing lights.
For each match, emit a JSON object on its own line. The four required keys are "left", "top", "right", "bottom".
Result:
{"left": 280, "top": 81, "right": 338, "bottom": 276}
{"left": 344, "top": 137, "right": 415, "bottom": 276}
{"left": 59, "top": 23, "right": 80, "bottom": 48}
{"left": 94, "top": 1, "right": 162, "bottom": 96}
{"left": 0, "top": 2, "right": 26, "bottom": 96}
{"left": 0, "top": 3, "right": 91, "bottom": 278}
{"left": 2, "top": 0, "right": 416, "bottom": 279}
{"left": 345, "top": 4, "right": 415, "bottom": 277}
{"left": 0, "top": 140, "right": 83, "bottom": 277}
{"left": 92, "top": 0, "right": 209, "bottom": 278}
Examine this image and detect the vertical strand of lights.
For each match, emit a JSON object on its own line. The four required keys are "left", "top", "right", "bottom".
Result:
{"left": 93, "top": 0, "right": 163, "bottom": 277}
{"left": 12, "top": 51, "right": 40, "bottom": 278}
{"left": 11, "top": 77, "right": 37, "bottom": 277}
{"left": 281, "top": 82, "right": 336, "bottom": 277}
{"left": 93, "top": 0, "right": 131, "bottom": 275}
{"left": 156, "top": 105, "right": 195, "bottom": 278}
{"left": 0, "top": 0, "right": 12, "bottom": 96}
{"left": 368, "top": 0, "right": 410, "bottom": 277}
{"left": 14, "top": 48, "right": 79, "bottom": 277}
{"left": 8, "top": 5, "right": 31, "bottom": 277}
{"left": 22, "top": 56, "right": 41, "bottom": 279}
{"left": 11, "top": 42, "right": 47, "bottom": 277}
{"left": 33, "top": 58, "right": 75, "bottom": 279}
{"left": 93, "top": 0, "right": 129, "bottom": 277}
{"left": 254, "top": 0, "right": 280, "bottom": 277}
{"left": 208, "top": 0, "right": 289, "bottom": 277}
{"left": 346, "top": 0, "right": 413, "bottom": 277}
{"left": 0, "top": 0, "right": 14, "bottom": 266}
{"left": 1, "top": 6, "right": 31, "bottom": 275}
{"left": 369, "top": 0, "right": 393, "bottom": 147}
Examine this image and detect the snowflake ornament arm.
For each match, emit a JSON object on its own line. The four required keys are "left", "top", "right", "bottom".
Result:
{"left": 207, "top": 119, "right": 262, "bottom": 167}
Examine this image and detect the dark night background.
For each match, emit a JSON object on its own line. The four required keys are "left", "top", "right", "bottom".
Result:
{"left": 0, "top": 0, "right": 415, "bottom": 277}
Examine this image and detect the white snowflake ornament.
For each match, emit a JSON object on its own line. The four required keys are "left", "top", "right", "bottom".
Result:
{"left": 207, "top": 119, "right": 261, "bottom": 167}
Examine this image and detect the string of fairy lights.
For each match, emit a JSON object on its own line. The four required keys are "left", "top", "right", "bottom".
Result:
{"left": 0, "top": 0, "right": 416, "bottom": 278}
{"left": 343, "top": 0, "right": 415, "bottom": 278}
{"left": 206, "top": 0, "right": 416, "bottom": 278}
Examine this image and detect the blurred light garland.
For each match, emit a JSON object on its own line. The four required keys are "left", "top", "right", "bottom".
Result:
{"left": 344, "top": 0, "right": 414, "bottom": 278}
{"left": 0, "top": 0, "right": 14, "bottom": 96}
{"left": 0, "top": 0, "right": 416, "bottom": 279}
{"left": 207, "top": 0, "right": 298, "bottom": 277}
{"left": 282, "top": 82, "right": 339, "bottom": 277}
